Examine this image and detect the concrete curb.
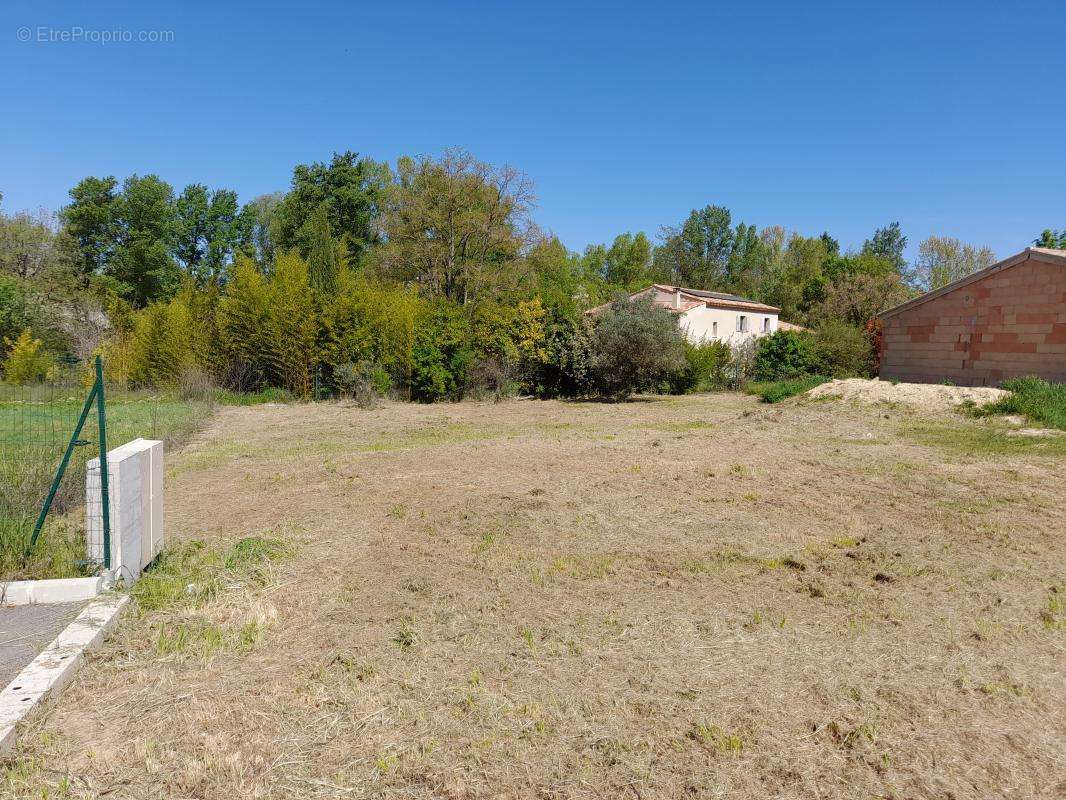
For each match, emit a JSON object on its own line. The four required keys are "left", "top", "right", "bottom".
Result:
{"left": 0, "top": 577, "right": 108, "bottom": 607}
{"left": 0, "top": 593, "right": 130, "bottom": 756}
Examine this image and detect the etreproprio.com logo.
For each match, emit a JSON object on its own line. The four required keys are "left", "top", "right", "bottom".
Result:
{"left": 17, "top": 26, "right": 175, "bottom": 44}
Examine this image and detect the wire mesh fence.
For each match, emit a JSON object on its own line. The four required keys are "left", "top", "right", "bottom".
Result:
{"left": 2, "top": 356, "right": 214, "bottom": 580}
{"left": 0, "top": 358, "right": 103, "bottom": 578}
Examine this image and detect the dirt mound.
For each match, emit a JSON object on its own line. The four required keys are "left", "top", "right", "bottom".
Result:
{"left": 808, "top": 378, "right": 1007, "bottom": 410}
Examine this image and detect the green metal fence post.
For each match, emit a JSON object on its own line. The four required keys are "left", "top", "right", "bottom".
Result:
{"left": 26, "top": 381, "right": 98, "bottom": 555}
{"left": 95, "top": 356, "right": 111, "bottom": 571}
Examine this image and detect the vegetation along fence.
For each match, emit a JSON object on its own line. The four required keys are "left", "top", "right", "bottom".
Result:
{"left": 0, "top": 357, "right": 113, "bottom": 579}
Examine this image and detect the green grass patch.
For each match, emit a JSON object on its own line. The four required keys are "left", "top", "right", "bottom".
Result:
{"left": 211, "top": 387, "right": 294, "bottom": 406}
{"left": 973, "top": 377, "right": 1066, "bottom": 431}
{"left": 132, "top": 533, "right": 294, "bottom": 613}
{"left": 905, "top": 422, "right": 1066, "bottom": 458}
{"left": 745, "top": 375, "right": 830, "bottom": 404}
{"left": 0, "top": 387, "right": 211, "bottom": 580}
{"left": 0, "top": 517, "right": 91, "bottom": 580}
{"left": 645, "top": 420, "right": 716, "bottom": 433}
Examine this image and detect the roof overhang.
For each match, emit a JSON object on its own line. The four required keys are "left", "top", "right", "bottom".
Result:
{"left": 879, "top": 247, "right": 1066, "bottom": 320}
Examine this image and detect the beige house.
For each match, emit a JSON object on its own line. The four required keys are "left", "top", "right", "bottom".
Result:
{"left": 588, "top": 285, "right": 781, "bottom": 345}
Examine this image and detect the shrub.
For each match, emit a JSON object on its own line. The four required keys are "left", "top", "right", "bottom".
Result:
{"left": 511, "top": 298, "right": 550, "bottom": 389}
{"left": 589, "top": 294, "right": 685, "bottom": 400}
{"left": 728, "top": 337, "right": 760, "bottom": 389}
{"left": 811, "top": 319, "right": 875, "bottom": 377}
{"left": 2, "top": 329, "right": 54, "bottom": 384}
{"left": 467, "top": 356, "right": 518, "bottom": 401}
{"left": 177, "top": 365, "right": 216, "bottom": 401}
{"left": 669, "top": 340, "right": 732, "bottom": 394}
{"left": 335, "top": 360, "right": 392, "bottom": 407}
{"left": 975, "top": 377, "right": 1066, "bottom": 431}
{"left": 410, "top": 301, "right": 472, "bottom": 402}
{"left": 470, "top": 298, "right": 549, "bottom": 396}
{"left": 533, "top": 313, "right": 595, "bottom": 399}
{"left": 745, "top": 374, "right": 830, "bottom": 403}
{"left": 752, "top": 330, "right": 815, "bottom": 381}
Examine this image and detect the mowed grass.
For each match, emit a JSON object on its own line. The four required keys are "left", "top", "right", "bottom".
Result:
{"left": 0, "top": 385, "right": 211, "bottom": 579}
{"left": 4, "top": 394, "right": 1064, "bottom": 799}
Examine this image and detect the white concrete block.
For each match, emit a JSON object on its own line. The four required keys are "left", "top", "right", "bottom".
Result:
{"left": 85, "top": 438, "right": 163, "bottom": 583}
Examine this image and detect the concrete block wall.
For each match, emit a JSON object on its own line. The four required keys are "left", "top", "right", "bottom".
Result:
{"left": 86, "top": 439, "right": 164, "bottom": 581}
{"left": 880, "top": 254, "right": 1066, "bottom": 385}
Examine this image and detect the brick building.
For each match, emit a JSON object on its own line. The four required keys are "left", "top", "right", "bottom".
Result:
{"left": 879, "top": 247, "right": 1066, "bottom": 386}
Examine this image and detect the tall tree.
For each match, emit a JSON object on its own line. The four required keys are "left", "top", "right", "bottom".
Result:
{"left": 61, "top": 176, "right": 120, "bottom": 279}
{"left": 603, "top": 232, "right": 652, "bottom": 287}
{"left": 527, "top": 235, "right": 592, "bottom": 315}
{"left": 819, "top": 232, "right": 840, "bottom": 257}
{"left": 61, "top": 174, "right": 181, "bottom": 305}
{"left": 274, "top": 151, "right": 388, "bottom": 267}
{"left": 861, "top": 222, "right": 907, "bottom": 272}
{"left": 654, "top": 205, "right": 735, "bottom": 289}
{"left": 1035, "top": 228, "right": 1065, "bottom": 249}
{"left": 912, "top": 236, "right": 995, "bottom": 291}
{"left": 760, "top": 233, "right": 830, "bottom": 321}
{"left": 725, "top": 222, "right": 768, "bottom": 296}
{"left": 306, "top": 203, "right": 344, "bottom": 296}
{"left": 373, "top": 150, "right": 534, "bottom": 305}
{"left": 238, "top": 193, "right": 284, "bottom": 266}
{"left": 174, "top": 184, "right": 245, "bottom": 286}
{"left": 0, "top": 208, "right": 57, "bottom": 280}
{"left": 109, "top": 175, "right": 180, "bottom": 306}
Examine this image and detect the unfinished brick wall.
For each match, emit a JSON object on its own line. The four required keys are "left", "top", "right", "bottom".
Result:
{"left": 880, "top": 253, "right": 1066, "bottom": 386}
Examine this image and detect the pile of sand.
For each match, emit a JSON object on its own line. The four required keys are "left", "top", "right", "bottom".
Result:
{"left": 807, "top": 378, "right": 1008, "bottom": 411}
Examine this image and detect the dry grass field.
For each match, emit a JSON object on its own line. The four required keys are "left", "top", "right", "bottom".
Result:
{"left": 5, "top": 392, "right": 1065, "bottom": 799}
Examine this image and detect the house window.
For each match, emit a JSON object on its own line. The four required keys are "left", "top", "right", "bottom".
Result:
{"left": 762, "top": 317, "right": 770, "bottom": 333}
{"left": 712, "top": 321, "right": 718, "bottom": 338}
{"left": 736, "top": 315, "right": 748, "bottom": 333}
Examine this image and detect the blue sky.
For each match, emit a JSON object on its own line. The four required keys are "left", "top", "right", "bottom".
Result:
{"left": 2, "top": 0, "right": 1064, "bottom": 260}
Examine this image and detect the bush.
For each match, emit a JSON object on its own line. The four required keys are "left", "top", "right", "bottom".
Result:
{"left": 589, "top": 294, "right": 685, "bottom": 400}
{"left": 811, "top": 320, "right": 875, "bottom": 377}
{"left": 2, "top": 329, "right": 54, "bottom": 384}
{"left": 410, "top": 301, "right": 472, "bottom": 402}
{"left": 177, "top": 365, "right": 216, "bottom": 401}
{"left": 752, "top": 330, "right": 815, "bottom": 381}
{"left": 469, "top": 298, "right": 549, "bottom": 396}
{"left": 533, "top": 314, "right": 595, "bottom": 399}
{"left": 467, "top": 357, "right": 518, "bottom": 401}
{"left": 669, "top": 340, "right": 732, "bottom": 394}
{"left": 975, "top": 377, "right": 1066, "bottom": 430}
{"left": 335, "top": 361, "right": 392, "bottom": 407}
{"left": 745, "top": 374, "right": 830, "bottom": 403}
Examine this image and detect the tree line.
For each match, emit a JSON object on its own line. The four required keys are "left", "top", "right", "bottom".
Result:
{"left": 0, "top": 147, "right": 1035, "bottom": 399}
